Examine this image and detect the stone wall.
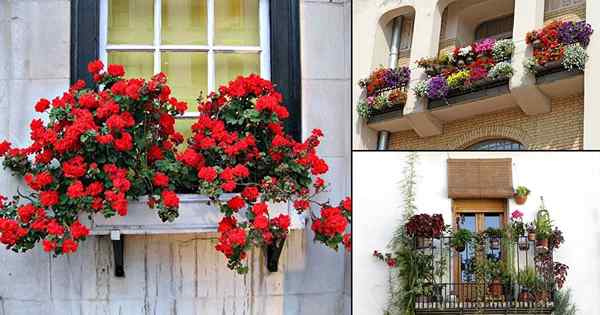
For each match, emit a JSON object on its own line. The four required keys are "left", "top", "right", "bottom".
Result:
{"left": 0, "top": 1, "right": 351, "bottom": 315}
{"left": 388, "top": 95, "right": 584, "bottom": 150}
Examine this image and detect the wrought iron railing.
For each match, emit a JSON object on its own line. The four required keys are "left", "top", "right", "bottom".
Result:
{"left": 411, "top": 235, "right": 556, "bottom": 314}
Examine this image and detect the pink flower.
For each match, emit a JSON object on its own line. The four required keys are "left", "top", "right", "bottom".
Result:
{"left": 511, "top": 210, "right": 524, "bottom": 220}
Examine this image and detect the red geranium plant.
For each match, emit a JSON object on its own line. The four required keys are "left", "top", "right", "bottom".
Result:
{"left": 0, "top": 60, "right": 187, "bottom": 254}
{"left": 183, "top": 75, "right": 351, "bottom": 273}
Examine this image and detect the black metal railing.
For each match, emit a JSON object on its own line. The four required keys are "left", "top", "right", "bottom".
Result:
{"left": 411, "top": 235, "right": 556, "bottom": 314}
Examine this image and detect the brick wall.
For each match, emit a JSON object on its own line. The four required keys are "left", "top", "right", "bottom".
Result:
{"left": 388, "top": 94, "right": 584, "bottom": 150}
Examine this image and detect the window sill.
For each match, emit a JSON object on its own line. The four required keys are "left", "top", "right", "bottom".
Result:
{"left": 81, "top": 194, "right": 305, "bottom": 235}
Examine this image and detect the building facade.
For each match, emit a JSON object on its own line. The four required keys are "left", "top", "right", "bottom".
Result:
{"left": 353, "top": 0, "right": 600, "bottom": 150}
{"left": 353, "top": 152, "right": 600, "bottom": 314}
{"left": 0, "top": 0, "right": 351, "bottom": 314}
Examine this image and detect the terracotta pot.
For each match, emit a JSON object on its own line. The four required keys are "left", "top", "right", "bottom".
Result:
{"left": 518, "top": 289, "right": 533, "bottom": 302}
{"left": 536, "top": 239, "right": 549, "bottom": 252}
{"left": 489, "top": 280, "right": 503, "bottom": 297}
{"left": 515, "top": 194, "right": 528, "bottom": 205}
{"left": 265, "top": 237, "right": 286, "bottom": 272}
{"left": 527, "top": 232, "right": 536, "bottom": 241}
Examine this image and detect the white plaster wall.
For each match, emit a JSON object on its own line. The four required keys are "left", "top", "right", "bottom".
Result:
{"left": 353, "top": 151, "right": 600, "bottom": 315}
{"left": 0, "top": 1, "right": 351, "bottom": 314}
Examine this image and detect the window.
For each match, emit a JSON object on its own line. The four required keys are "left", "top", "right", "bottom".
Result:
{"left": 99, "top": 0, "right": 270, "bottom": 137}
{"left": 70, "top": 0, "right": 301, "bottom": 140}
{"left": 475, "top": 15, "right": 514, "bottom": 41}
{"left": 453, "top": 199, "right": 506, "bottom": 288}
{"left": 467, "top": 139, "right": 524, "bottom": 151}
{"left": 545, "top": 0, "right": 586, "bottom": 12}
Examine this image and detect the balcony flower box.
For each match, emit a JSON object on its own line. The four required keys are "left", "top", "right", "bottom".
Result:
{"left": 81, "top": 194, "right": 304, "bottom": 235}
{"left": 413, "top": 38, "right": 515, "bottom": 109}
{"left": 525, "top": 21, "right": 593, "bottom": 77}
{"left": 357, "top": 67, "right": 410, "bottom": 120}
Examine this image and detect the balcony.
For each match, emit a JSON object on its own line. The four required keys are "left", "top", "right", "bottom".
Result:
{"left": 409, "top": 235, "right": 557, "bottom": 315}
{"left": 534, "top": 62, "right": 584, "bottom": 99}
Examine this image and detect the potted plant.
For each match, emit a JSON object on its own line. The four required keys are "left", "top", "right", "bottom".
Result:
{"left": 450, "top": 228, "right": 472, "bottom": 252}
{"left": 514, "top": 186, "right": 531, "bottom": 205}
{"left": 483, "top": 259, "right": 504, "bottom": 298}
{"left": 534, "top": 210, "right": 553, "bottom": 252}
{"left": 527, "top": 223, "right": 536, "bottom": 241}
{"left": 405, "top": 213, "right": 446, "bottom": 249}
{"left": 517, "top": 267, "right": 542, "bottom": 302}
{"left": 485, "top": 227, "right": 503, "bottom": 250}
{"left": 510, "top": 210, "right": 529, "bottom": 250}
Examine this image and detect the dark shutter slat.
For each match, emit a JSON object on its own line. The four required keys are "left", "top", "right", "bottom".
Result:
{"left": 270, "top": 0, "right": 302, "bottom": 141}
{"left": 70, "top": 0, "right": 100, "bottom": 86}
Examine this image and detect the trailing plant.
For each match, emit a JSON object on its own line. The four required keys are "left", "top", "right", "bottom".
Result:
{"left": 450, "top": 228, "right": 472, "bottom": 251}
{"left": 484, "top": 227, "right": 503, "bottom": 239}
{"left": 553, "top": 289, "right": 577, "bottom": 315}
{"left": 412, "top": 80, "right": 429, "bottom": 98}
{"left": 562, "top": 44, "right": 588, "bottom": 72}
{"left": 488, "top": 61, "right": 514, "bottom": 80}
{"left": 183, "top": 75, "right": 351, "bottom": 273}
{"left": 0, "top": 60, "right": 187, "bottom": 254}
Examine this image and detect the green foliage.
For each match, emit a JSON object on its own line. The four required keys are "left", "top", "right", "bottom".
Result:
{"left": 535, "top": 209, "right": 553, "bottom": 240}
{"left": 412, "top": 80, "right": 429, "bottom": 98}
{"left": 488, "top": 61, "right": 514, "bottom": 79}
{"left": 450, "top": 228, "right": 472, "bottom": 250}
{"left": 492, "top": 39, "right": 515, "bottom": 62}
{"left": 553, "top": 289, "right": 578, "bottom": 315}
{"left": 515, "top": 186, "right": 531, "bottom": 197}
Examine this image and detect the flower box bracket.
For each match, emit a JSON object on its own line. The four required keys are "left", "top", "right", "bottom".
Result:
{"left": 111, "top": 230, "right": 125, "bottom": 278}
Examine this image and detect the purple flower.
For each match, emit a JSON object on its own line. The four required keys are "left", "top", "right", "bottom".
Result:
{"left": 474, "top": 38, "right": 496, "bottom": 54}
{"left": 427, "top": 76, "right": 448, "bottom": 99}
{"left": 559, "top": 21, "right": 593, "bottom": 47}
{"left": 382, "top": 67, "right": 411, "bottom": 88}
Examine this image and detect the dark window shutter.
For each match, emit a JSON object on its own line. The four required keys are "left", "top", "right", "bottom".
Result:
{"left": 270, "top": 0, "right": 302, "bottom": 141}
{"left": 70, "top": 0, "right": 100, "bottom": 87}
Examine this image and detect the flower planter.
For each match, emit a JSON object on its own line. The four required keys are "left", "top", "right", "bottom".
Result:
{"left": 428, "top": 76, "right": 510, "bottom": 110}
{"left": 81, "top": 194, "right": 303, "bottom": 235}
{"left": 536, "top": 239, "right": 549, "bottom": 252}
{"left": 416, "top": 237, "right": 433, "bottom": 249}
{"left": 265, "top": 237, "right": 286, "bottom": 272}
{"left": 514, "top": 194, "right": 527, "bottom": 205}
{"left": 518, "top": 289, "right": 533, "bottom": 302}
{"left": 367, "top": 103, "right": 406, "bottom": 123}
{"left": 489, "top": 280, "right": 503, "bottom": 297}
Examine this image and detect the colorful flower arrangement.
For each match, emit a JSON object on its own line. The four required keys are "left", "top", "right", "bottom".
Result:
{"left": 413, "top": 38, "right": 515, "bottom": 100}
{"left": 525, "top": 21, "right": 593, "bottom": 73}
{"left": 0, "top": 62, "right": 352, "bottom": 274}
{"left": 357, "top": 67, "right": 410, "bottom": 119}
{"left": 178, "top": 74, "right": 351, "bottom": 274}
{"left": 0, "top": 61, "right": 187, "bottom": 254}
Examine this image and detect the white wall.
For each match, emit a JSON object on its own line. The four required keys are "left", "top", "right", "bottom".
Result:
{"left": 353, "top": 151, "right": 600, "bottom": 315}
{"left": 0, "top": 1, "right": 351, "bottom": 315}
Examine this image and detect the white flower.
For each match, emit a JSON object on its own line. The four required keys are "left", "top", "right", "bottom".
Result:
{"left": 458, "top": 46, "right": 472, "bottom": 56}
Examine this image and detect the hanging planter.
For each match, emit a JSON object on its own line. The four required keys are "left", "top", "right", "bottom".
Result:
{"left": 536, "top": 239, "right": 549, "bottom": 252}
{"left": 265, "top": 237, "right": 286, "bottom": 272}
{"left": 450, "top": 228, "right": 472, "bottom": 253}
{"left": 484, "top": 228, "right": 503, "bottom": 250}
{"left": 514, "top": 186, "right": 531, "bottom": 205}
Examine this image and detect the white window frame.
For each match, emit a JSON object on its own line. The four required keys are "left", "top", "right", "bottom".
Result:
{"left": 99, "top": 0, "right": 271, "bottom": 117}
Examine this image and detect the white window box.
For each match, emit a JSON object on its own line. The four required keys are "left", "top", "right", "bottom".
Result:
{"left": 80, "top": 194, "right": 306, "bottom": 235}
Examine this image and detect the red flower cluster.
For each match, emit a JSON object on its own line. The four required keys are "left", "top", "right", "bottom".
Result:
{"left": 187, "top": 75, "right": 351, "bottom": 274}
{"left": 0, "top": 60, "right": 186, "bottom": 254}
{"left": 311, "top": 198, "right": 351, "bottom": 251}
{"left": 527, "top": 21, "right": 565, "bottom": 65}
{"left": 405, "top": 213, "right": 446, "bottom": 238}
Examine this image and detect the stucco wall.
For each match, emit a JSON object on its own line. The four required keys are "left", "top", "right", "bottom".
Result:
{"left": 0, "top": 1, "right": 351, "bottom": 315}
{"left": 388, "top": 94, "right": 584, "bottom": 150}
{"left": 353, "top": 152, "right": 600, "bottom": 315}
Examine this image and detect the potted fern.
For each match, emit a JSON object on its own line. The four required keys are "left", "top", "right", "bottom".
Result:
{"left": 450, "top": 228, "right": 472, "bottom": 252}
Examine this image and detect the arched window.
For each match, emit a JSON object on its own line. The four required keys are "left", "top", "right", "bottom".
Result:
{"left": 467, "top": 139, "right": 524, "bottom": 150}
{"left": 475, "top": 15, "right": 514, "bottom": 41}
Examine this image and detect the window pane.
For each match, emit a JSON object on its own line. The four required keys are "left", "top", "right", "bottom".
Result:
{"left": 215, "top": 53, "right": 260, "bottom": 88}
{"left": 161, "top": 52, "right": 208, "bottom": 108}
{"left": 107, "top": 51, "right": 154, "bottom": 79}
{"left": 215, "top": 0, "right": 260, "bottom": 46}
{"left": 108, "top": 0, "right": 154, "bottom": 44}
{"left": 162, "top": 0, "right": 207, "bottom": 45}
{"left": 175, "top": 118, "right": 196, "bottom": 149}
{"left": 458, "top": 214, "right": 476, "bottom": 283}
